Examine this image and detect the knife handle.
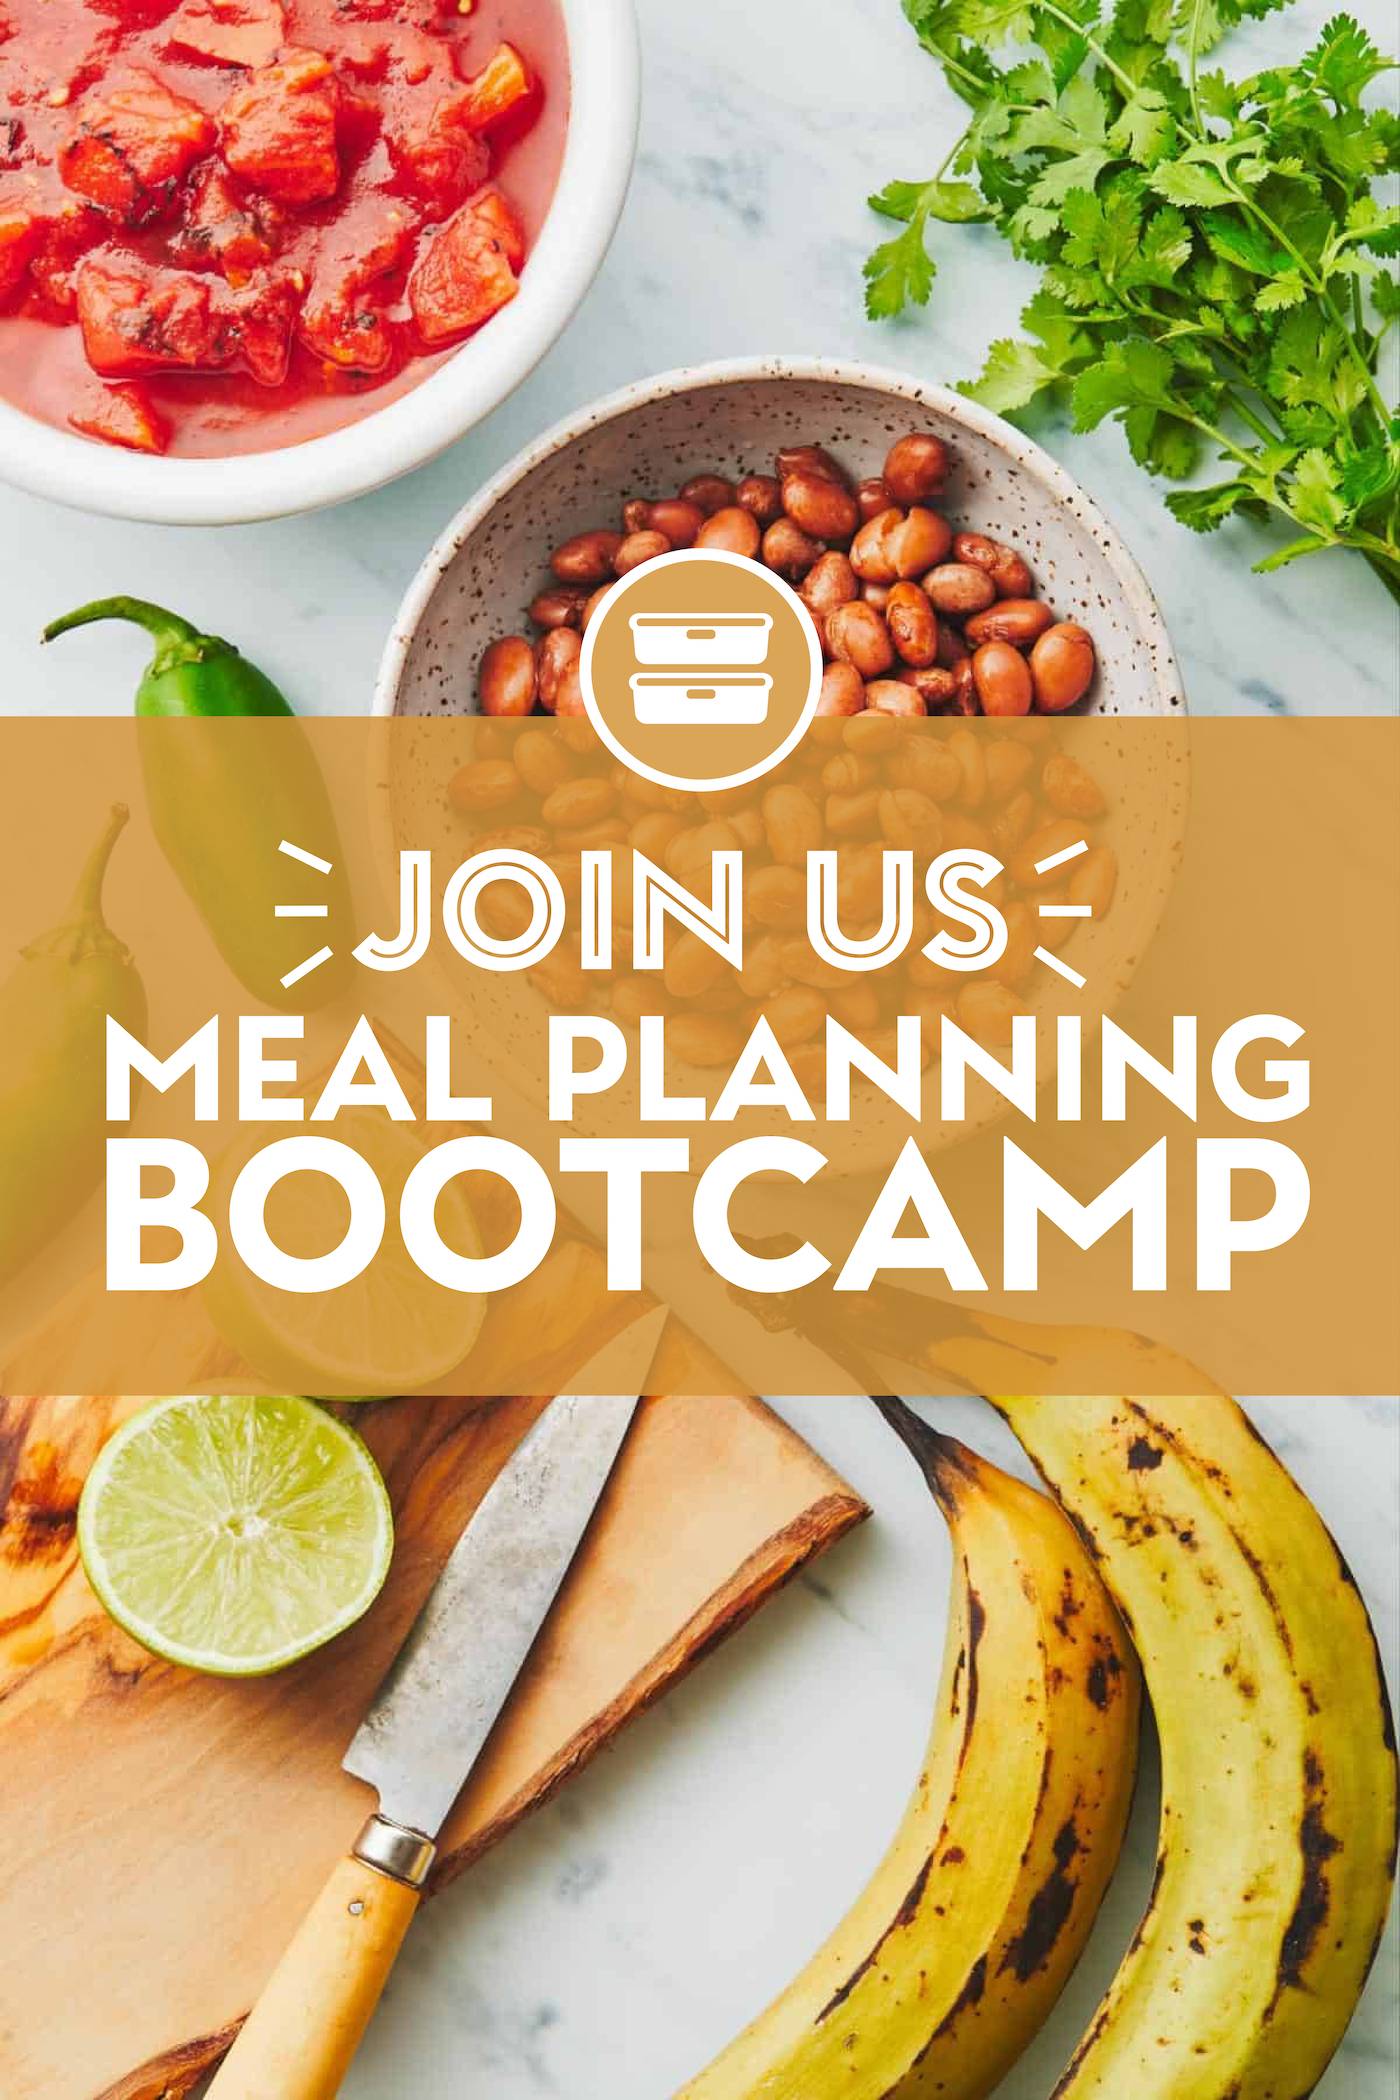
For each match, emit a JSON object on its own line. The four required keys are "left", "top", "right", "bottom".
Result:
{"left": 208, "top": 1817, "right": 434, "bottom": 2100}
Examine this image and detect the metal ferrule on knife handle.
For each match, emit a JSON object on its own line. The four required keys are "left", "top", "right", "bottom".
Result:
{"left": 353, "top": 1814, "right": 437, "bottom": 1889}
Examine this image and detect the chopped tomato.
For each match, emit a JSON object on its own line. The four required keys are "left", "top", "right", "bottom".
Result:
{"left": 177, "top": 161, "right": 284, "bottom": 280}
{"left": 389, "top": 104, "right": 488, "bottom": 214}
{"left": 0, "top": 203, "right": 39, "bottom": 304}
{"left": 300, "top": 195, "right": 412, "bottom": 369}
{"left": 25, "top": 198, "right": 105, "bottom": 311}
{"left": 219, "top": 47, "right": 340, "bottom": 205}
{"left": 233, "top": 267, "right": 297, "bottom": 381}
{"left": 407, "top": 187, "right": 522, "bottom": 345}
{"left": 68, "top": 375, "right": 169, "bottom": 452}
{"left": 450, "top": 41, "right": 533, "bottom": 133}
{"left": 77, "top": 249, "right": 299, "bottom": 382}
{"left": 163, "top": 0, "right": 286, "bottom": 69}
{"left": 59, "top": 72, "right": 215, "bottom": 225}
{"left": 77, "top": 252, "right": 235, "bottom": 374}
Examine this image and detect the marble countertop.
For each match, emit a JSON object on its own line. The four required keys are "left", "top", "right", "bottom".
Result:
{"left": 0, "top": 0, "right": 1394, "bottom": 2092}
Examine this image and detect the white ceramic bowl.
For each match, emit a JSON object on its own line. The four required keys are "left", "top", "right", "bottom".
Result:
{"left": 0, "top": 0, "right": 639, "bottom": 526}
{"left": 375, "top": 357, "right": 1185, "bottom": 720}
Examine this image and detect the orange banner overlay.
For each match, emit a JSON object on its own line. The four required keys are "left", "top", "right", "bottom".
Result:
{"left": 0, "top": 715, "right": 1395, "bottom": 1398}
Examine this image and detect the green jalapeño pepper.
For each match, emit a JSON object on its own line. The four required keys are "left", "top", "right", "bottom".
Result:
{"left": 43, "top": 597, "right": 351, "bottom": 1009}
{"left": 0, "top": 805, "right": 146, "bottom": 1282}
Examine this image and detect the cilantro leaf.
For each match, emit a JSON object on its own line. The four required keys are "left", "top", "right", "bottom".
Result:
{"left": 964, "top": 337, "right": 1065, "bottom": 410}
{"left": 864, "top": 215, "right": 937, "bottom": 319}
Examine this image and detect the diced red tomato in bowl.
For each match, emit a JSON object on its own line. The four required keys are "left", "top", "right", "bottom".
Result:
{"left": 0, "top": 0, "right": 567, "bottom": 457}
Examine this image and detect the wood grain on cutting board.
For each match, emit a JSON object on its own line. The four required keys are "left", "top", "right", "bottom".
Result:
{"left": 0, "top": 1373, "right": 864, "bottom": 2100}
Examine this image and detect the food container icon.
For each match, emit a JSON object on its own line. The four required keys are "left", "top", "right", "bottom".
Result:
{"left": 629, "top": 613, "right": 773, "bottom": 667}
{"left": 630, "top": 673, "right": 773, "bottom": 726}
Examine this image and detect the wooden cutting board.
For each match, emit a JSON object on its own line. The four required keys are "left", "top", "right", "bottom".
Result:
{"left": 0, "top": 1365, "right": 864, "bottom": 2098}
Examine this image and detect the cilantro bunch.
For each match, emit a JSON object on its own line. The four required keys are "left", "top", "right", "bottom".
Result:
{"left": 866, "top": 0, "right": 1400, "bottom": 595}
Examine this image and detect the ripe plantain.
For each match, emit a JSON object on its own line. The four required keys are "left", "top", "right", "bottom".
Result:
{"left": 677, "top": 1400, "right": 1141, "bottom": 2100}
{"left": 931, "top": 1316, "right": 1400, "bottom": 2100}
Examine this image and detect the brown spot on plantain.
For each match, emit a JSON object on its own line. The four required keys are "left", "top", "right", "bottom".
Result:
{"left": 1267, "top": 1750, "right": 1342, "bottom": 2012}
{"left": 1126, "top": 1436, "right": 1164, "bottom": 1472}
{"left": 999, "top": 1819, "right": 1082, "bottom": 1983}
{"left": 817, "top": 1856, "right": 935, "bottom": 2021}
{"left": 1086, "top": 1636, "right": 1125, "bottom": 1710}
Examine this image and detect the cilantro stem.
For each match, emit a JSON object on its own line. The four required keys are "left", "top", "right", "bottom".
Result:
{"left": 1037, "top": 0, "right": 1141, "bottom": 100}
{"left": 1221, "top": 180, "right": 1390, "bottom": 431}
{"left": 1187, "top": 0, "right": 1208, "bottom": 135}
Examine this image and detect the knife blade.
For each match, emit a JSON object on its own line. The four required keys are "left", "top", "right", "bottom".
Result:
{"left": 343, "top": 1303, "right": 669, "bottom": 1841}
{"left": 205, "top": 1304, "right": 669, "bottom": 2100}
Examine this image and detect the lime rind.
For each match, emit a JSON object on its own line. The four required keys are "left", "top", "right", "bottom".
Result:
{"left": 77, "top": 1395, "right": 394, "bottom": 1678}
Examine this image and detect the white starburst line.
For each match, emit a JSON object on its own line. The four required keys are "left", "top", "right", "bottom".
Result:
{"left": 280, "top": 945, "right": 334, "bottom": 989}
{"left": 275, "top": 903, "right": 329, "bottom": 917}
{"left": 278, "top": 839, "right": 333, "bottom": 873}
{"left": 1035, "top": 945, "right": 1086, "bottom": 988}
{"left": 1033, "top": 838, "right": 1089, "bottom": 876}
{"left": 1038, "top": 901, "right": 1092, "bottom": 918}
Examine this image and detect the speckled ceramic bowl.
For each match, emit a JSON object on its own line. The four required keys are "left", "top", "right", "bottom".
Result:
{"left": 374, "top": 358, "right": 1187, "bottom": 1167}
{"left": 375, "top": 356, "right": 1185, "bottom": 719}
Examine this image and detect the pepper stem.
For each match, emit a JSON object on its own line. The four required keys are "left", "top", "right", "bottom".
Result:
{"left": 71, "top": 803, "right": 131, "bottom": 924}
{"left": 43, "top": 596, "right": 204, "bottom": 651}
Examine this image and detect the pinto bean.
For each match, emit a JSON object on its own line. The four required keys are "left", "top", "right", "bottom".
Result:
{"left": 857, "top": 476, "right": 892, "bottom": 521}
{"left": 883, "top": 432, "right": 951, "bottom": 506}
{"left": 1041, "top": 751, "right": 1106, "bottom": 817}
{"left": 953, "top": 530, "right": 1033, "bottom": 598}
{"left": 923, "top": 561, "right": 997, "bottom": 616}
{"left": 1030, "top": 622, "right": 1096, "bottom": 712}
{"left": 965, "top": 597, "right": 1055, "bottom": 647}
{"left": 889, "top": 507, "right": 952, "bottom": 577}
{"left": 776, "top": 443, "right": 850, "bottom": 487}
{"left": 782, "top": 469, "right": 861, "bottom": 542}
{"left": 680, "top": 474, "right": 736, "bottom": 514}
{"left": 897, "top": 664, "right": 957, "bottom": 708}
{"left": 816, "top": 662, "right": 867, "bottom": 717}
{"left": 479, "top": 634, "right": 537, "bottom": 716}
{"left": 864, "top": 678, "right": 928, "bottom": 717}
{"left": 878, "top": 786, "right": 944, "bottom": 852}
{"left": 885, "top": 580, "right": 941, "bottom": 667}
{"left": 449, "top": 758, "right": 521, "bottom": 811}
{"left": 761, "top": 516, "right": 822, "bottom": 580}
{"left": 614, "top": 529, "right": 672, "bottom": 575}
{"left": 647, "top": 498, "right": 705, "bottom": 547}
{"left": 535, "top": 626, "right": 583, "bottom": 712}
{"left": 736, "top": 474, "right": 783, "bottom": 524}
{"left": 529, "top": 585, "right": 589, "bottom": 631}
{"left": 972, "top": 640, "right": 1033, "bottom": 717}
{"left": 801, "top": 551, "right": 859, "bottom": 621}
{"left": 552, "top": 529, "right": 625, "bottom": 583}
{"left": 825, "top": 599, "right": 894, "bottom": 679}
{"left": 696, "top": 505, "right": 762, "bottom": 557}
{"left": 850, "top": 509, "right": 903, "bottom": 584}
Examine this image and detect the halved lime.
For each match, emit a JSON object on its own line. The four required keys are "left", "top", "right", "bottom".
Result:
{"left": 204, "top": 1113, "right": 487, "bottom": 1396}
{"left": 78, "top": 1395, "right": 393, "bottom": 1676}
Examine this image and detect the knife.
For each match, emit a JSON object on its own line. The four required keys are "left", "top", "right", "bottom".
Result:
{"left": 207, "top": 1305, "right": 669, "bottom": 2100}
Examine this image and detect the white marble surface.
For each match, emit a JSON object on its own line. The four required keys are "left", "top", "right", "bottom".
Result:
{"left": 1, "top": 0, "right": 1395, "bottom": 2091}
